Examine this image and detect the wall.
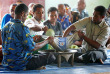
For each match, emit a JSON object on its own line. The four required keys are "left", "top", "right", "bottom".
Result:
{"left": 45, "top": 0, "right": 110, "bottom": 19}
{"left": 45, "top": 0, "right": 78, "bottom": 19}
{"left": 0, "top": 0, "right": 110, "bottom": 21}
{"left": 0, "top": 0, "right": 45, "bottom": 22}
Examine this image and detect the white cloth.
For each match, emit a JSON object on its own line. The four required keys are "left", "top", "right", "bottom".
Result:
{"left": 24, "top": 17, "right": 44, "bottom": 36}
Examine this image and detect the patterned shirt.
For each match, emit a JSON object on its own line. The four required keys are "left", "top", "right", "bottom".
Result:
{"left": 2, "top": 19, "right": 35, "bottom": 71}
{"left": 57, "top": 15, "right": 71, "bottom": 30}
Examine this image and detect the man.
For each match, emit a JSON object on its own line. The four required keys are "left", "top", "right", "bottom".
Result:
{"left": 25, "top": 4, "right": 48, "bottom": 36}
{"left": 64, "top": 4, "right": 73, "bottom": 24}
{"left": 57, "top": 4, "right": 71, "bottom": 31}
{"left": 1, "top": 4, "right": 17, "bottom": 29}
{"left": 105, "top": 5, "right": 110, "bottom": 49}
{"left": 25, "top": 4, "right": 48, "bottom": 53}
{"left": 44, "top": 7, "right": 63, "bottom": 36}
{"left": 63, "top": 6, "right": 109, "bottom": 64}
{"left": 27, "top": 3, "right": 35, "bottom": 19}
{"left": 72, "top": 0, "right": 89, "bottom": 19}
{"left": 104, "top": 5, "right": 110, "bottom": 26}
{"left": 2, "top": 4, "right": 55, "bottom": 71}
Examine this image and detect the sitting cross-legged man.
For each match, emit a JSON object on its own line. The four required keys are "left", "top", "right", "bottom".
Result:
{"left": 1, "top": 4, "right": 55, "bottom": 71}
{"left": 63, "top": 5, "right": 109, "bottom": 64}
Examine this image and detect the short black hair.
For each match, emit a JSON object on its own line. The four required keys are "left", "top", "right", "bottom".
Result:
{"left": 64, "top": 4, "right": 69, "bottom": 7}
{"left": 15, "top": 4, "right": 28, "bottom": 15}
{"left": 94, "top": 5, "right": 106, "bottom": 16}
{"left": 33, "top": 4, "right": 44, "bottom": 12}
{"left": 48, "top": 7, "right": 58, "bottom": 14}
{"left": 10, "top": 3, "right": 17, "bottom": 10}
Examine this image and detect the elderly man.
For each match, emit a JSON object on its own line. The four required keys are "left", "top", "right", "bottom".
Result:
{"left": 27, "top": 3, "right": 35, "bottom": 19}
{"left": 57, "top": 4, "right": 71, "bottom": 31}
{"left": 1, "top": 4, "right": 17, "bottom": 29}
{"left": 72, "top": 0, "right": 89, "bottom": 19}
{"left": 63, "top": 6, "right": 109, "bottom": 64}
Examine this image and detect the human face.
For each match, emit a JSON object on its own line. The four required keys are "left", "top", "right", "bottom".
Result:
{"left": 78, "top": 1, "right": 86, "bottom": 10}
{"left": 58, "top": 5, "right": 66, "bottom": 16}
{"left": 33, "top": 7, "right": 44, "bottom": 22}
{"left": 65, "top": 6, "right": 71, "bottom": 15}
{"left": 48, "top": 11, "right": 58, "bottom": 24}
{"left": 92, "top": 11, "right": 104, "bottom": 24}
{"left": 107, "top": 8, "right": 110, "bottom": 14}
{"left": 22, "top": 12, "right": 28, "bottom": 22}
{"left": 10, "top": 5, "right": 17, "bottom": 18}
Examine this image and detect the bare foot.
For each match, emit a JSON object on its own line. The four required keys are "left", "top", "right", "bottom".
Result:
{"left": 99, "top": 59, "right": 104, "bottom": 64}
{"left": 36, "top": 66, "right": 46, "bottom": 70}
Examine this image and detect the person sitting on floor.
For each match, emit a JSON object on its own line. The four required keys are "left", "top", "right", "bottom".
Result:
{"left": 24, "top": 4, "right": 49, "bottom": 54}
{"left": 63, "top": 5, "right": 109, "bottom": 64}
{"left": 57, "top": 4, "right": 71, "bottom": 31}
{"left": 1, "top": 4, "right": 17, "bottom": 29}
{"left": 72, "top": 0, "right": 89, "bottom": 19}
{"left": 24, "top": 4, "right": 48, "bottom": 36}
{"left": 1, "top": 4, "right": 55, "bottom": 71}
{"left": 43, "top": 7, "right": 63, "bottom": 36}
{"left": 27, "top": 3, "right": 36, "bottom": 19}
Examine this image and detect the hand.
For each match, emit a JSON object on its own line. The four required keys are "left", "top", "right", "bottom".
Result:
{"left": 78, "top": 30, "right": 85, "bottom": 39}
{"left": 42, "top": 26, "right": 48, "bottom": 33}
{"left": 107, "top": 44, "right": 110, "bottom": 49}
{"left": 47, "top": 36, "right": 54, "bottom": 44}
{"left": 33, "top": 35, "right": 42, "bottom": 42}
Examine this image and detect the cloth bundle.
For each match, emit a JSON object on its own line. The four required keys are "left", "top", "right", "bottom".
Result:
{"left": 42, "top": 31, "right": 80, "bottom": 51}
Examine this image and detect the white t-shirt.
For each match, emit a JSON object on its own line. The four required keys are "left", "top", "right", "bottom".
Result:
{"left": 24, "top": 17, "right": 44, "bottom": 36}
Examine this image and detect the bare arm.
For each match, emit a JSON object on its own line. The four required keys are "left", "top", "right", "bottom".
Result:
{"left": 78, "top": 31, "right": 101, "bottom": 49}
{"left": 30, "top": 25, "right": 48, "bottom": 33}
{"left": 32, "top": 39, "right": 48, "bottom": 51}
{"left": 0, "top": 30, "right": 2, "bottom": 45}
{"left": 30, "top": 25, "right": 42, "bottom": 31}
{"left": 63, "top": 25, "right": 76, "bottom": 37}
{"left": 32, "top": 37, "right": 54, "bottom": 51}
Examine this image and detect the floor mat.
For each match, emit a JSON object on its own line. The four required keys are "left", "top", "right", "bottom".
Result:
{"left": 0, "top": 50, "right": 110, "bottom": 74}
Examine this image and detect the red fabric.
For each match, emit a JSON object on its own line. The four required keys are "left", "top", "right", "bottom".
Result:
{"left": 0, "top": 0, "right": 45, "bottom": 22}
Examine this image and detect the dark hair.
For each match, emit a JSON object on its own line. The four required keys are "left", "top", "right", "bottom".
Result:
{"left": 10, "top": 3, "right": 17, "bottom": 10}
{"left": 33, "top": 4, "right": 44, "bottom": 12}
{"left": 48, "top": 7, "right": 58, "bottom": 14}
{"left": 94, "top": 5, "right": 106, "bottom": 16}
{"left": 64, "top": 4, "right": 69, "bottom": 7}
{"left": 15, "top": 4, "right": 28, "bottom": 15}
{"left": 11, "top": 3, "right": 17, "bottom": 6}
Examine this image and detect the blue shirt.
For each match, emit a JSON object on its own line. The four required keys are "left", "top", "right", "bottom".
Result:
{"left": 1, "top": 14, "right": 13, "bottom": 29}
{"left": 2, "top": 19, "right": 35, "bottom": 71}
{"left": 57, "top": 15, "right": 71, "bottom": 30}
{"left": 72, "top": 8, "right": 89, "bottom": 19}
